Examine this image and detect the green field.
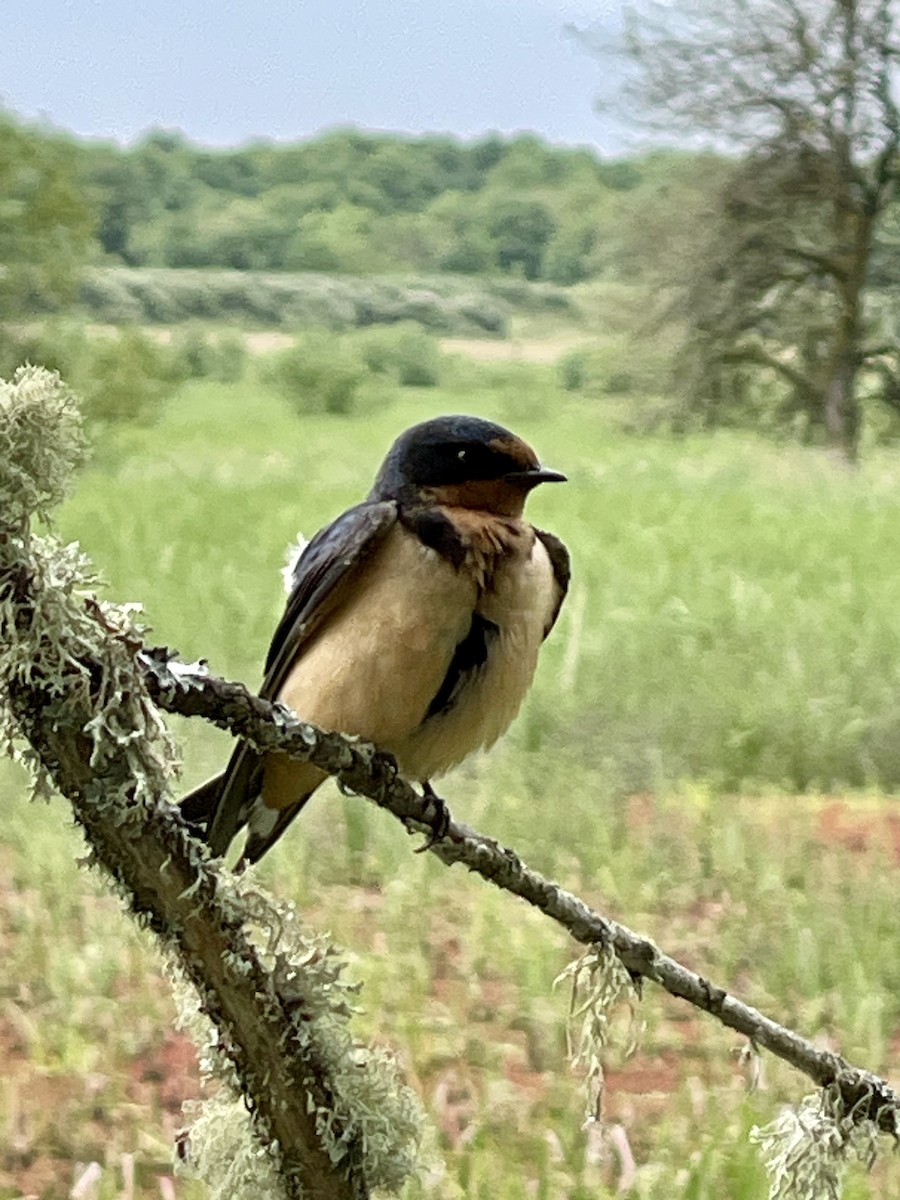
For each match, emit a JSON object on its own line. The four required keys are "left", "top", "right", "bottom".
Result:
{"left": 2, "top": 369, "right": 900, "bottom": 1198}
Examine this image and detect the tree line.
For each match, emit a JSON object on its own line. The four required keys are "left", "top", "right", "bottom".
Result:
{"left": 2, "top": 107, "right": 724, "bottom": 291}
{"left": 77, "top": 126, "right": 654, "bottom": 284}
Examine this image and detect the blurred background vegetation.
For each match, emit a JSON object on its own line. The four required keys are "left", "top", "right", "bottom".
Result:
{"left": 3, "top": 2, "right": 900, "bottom": 1192}
{"left": 7, "top": 36, "right": 900, "bottom": 462}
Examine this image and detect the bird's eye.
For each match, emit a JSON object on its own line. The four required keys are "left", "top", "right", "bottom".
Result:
{"left": 457, "top": 449, "right": 467, "bottom": 461}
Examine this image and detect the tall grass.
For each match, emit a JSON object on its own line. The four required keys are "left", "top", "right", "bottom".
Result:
{"left": 66, "top": 376, "right": 900, "bottom": 795}
{"left": 1, "top": 372, "right": 899, "bottom": 1197}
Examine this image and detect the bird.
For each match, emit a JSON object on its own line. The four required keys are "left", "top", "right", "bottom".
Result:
{"left": 180, "top": 413, "right": 569, "bottom": 867}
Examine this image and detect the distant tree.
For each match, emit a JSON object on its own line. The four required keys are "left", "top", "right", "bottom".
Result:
{"left": 485, "top": 198, "right": 557, "bottom": 279}
{"left": 193, "top": 144, "right": 268, "bottom": 195}
{"left": 468, "top": 133, "right": 509, "bottom": 175}
{"left": 76, "top": 124, "right": 739, "bottom": 291}
{"left": 286, "top": 203, "right": 391, "bottom": 273}
{"left": 84, "top": 129, "right": 200, "bottom": 265}
{"left": 543, "top": 214, "right": 597, "bottom": 284}
{"left": 593, "top": 151, "right": 731, "bottom": 283}
{"left": 583, "top": 0, "right": 900, "bottom": 461}
{"left": 363, "top": 141, "right": 446, "bottom": 211}
{"left": 421, "top": 191, "right": 495, "bottom": 274}
{"left": 0, "top": 113, "right": 94, "bottom": 319}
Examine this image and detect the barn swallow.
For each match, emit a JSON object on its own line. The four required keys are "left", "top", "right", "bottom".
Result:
{"left": 180, "top": 414, "right": 569, "bottom": 866}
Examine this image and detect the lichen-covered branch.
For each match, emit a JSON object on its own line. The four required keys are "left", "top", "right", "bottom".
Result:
{"left": 0, "top": 368, "right": 426, "bottom": 1200}
{"left": 10, "top": 682, "right": 366, "bottom": 1200}
{"left": 142, "top": 650, "right": 900, "bottom": 1141}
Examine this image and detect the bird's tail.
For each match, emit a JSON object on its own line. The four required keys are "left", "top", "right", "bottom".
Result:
{"left": 237, "top": 795, "right": 314, "bottom": 868}
{"left": 178, "top": 772, "right": 226, "bottom": 836}
{"left": 179, "top": 769, "right": 318, "bottom": 867}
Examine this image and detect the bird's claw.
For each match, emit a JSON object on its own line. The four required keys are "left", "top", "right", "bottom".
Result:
{"left": 413, "top": 781, "right": 451, "bottom": 852}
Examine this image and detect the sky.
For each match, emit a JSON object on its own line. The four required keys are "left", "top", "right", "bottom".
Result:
{"left": 0, "top": 0, "right": 636, "bottom": 154}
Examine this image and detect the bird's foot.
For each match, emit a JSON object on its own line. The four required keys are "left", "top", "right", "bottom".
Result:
{"left": 413, "top": 780, "right": 451, "bottom": 852}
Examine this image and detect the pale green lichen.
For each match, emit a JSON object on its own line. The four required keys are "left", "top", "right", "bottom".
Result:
{"left": 0, "top": 367, "right": 178, "bottom": 801}
{"left": 555, "top": 943, "right": 641, "bottom": 1124}
{"left": 178, "top": 1096, "right": 286, "bottom": 1200}
{"left": 173, "top": 877, "right": 425, "bottom": 1195}
{"left": 0, "top": 525, "right": 179, "bottom": 806}
{"left": 751, "top": 1091, "right": 881, "bottom": 1200}
{"left": 0, "top": 365, "right": 85, "bottom": 529}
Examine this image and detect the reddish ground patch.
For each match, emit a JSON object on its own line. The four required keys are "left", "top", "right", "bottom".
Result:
{"left": 816, "top": 799, "right": 900, "bottom": 862}
{"left": 127, "top": 1028, "right": 201, "bottom": 1114}
{"left": 0, "top": 989, "right": 200, "bottom": 1198}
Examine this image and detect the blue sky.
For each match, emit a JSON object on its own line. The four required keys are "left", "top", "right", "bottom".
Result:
{"left": 0, "top": 0, "right": 634, "bottom": 152}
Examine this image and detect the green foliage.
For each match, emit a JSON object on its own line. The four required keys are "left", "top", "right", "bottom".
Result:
{"left": 169, "top": 324, "right": 247, "bottom": 384}
{"left": 76, "top": 328, "right": 186, "bottom": 426}
{"left": 78, "top": 266, "right": 547, "bottom": 335}
{"left": 0, "top": 320, "right": 89, "bottom": 383}
{"left": 485, "top": 198, "right": 557, "bottom": 280}
{"left": 0, "top": 321, "right": 248, "bottom": 431}
{"left": 70, "top": 125, "right": 724, "bottom": 288}
{"left": 589, "top": 2, "right": 900, "bottom": 460}
{"left": 353, "top": 322, "right": 443, "bottom": 387}
{"left": 0, "top": 112, "right": 95, "bottom": 319}
{"left": 543, "top": 215, "right": 598, "bottom": 285}
{"left": 4, "top": 378, "right": 900, "bottom": 1195}
{"left": 263, "top": 331, "right": 368, "bottom": 415}
{"left": 558, "top": 349, "right": 590, "bottom": 393}
{"left": 556, "top": 333, "right": 678, "bottom": 409}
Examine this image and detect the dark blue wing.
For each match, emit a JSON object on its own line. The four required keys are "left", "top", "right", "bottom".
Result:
{"left": 535, "top": 527, "right": 570, "bottom": 637}
{"left": 260, "top": 499, "right": 398, "bottom": 698}
{"left": 204, "top": 499, "right": 397, "bottom": 856}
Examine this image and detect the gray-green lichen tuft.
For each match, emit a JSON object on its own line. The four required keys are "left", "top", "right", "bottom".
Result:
{"left": 556, "top": 943, "right": 641, "bottom": 1124}
{"left": 0, "top": 366, "right": 85, "bottom": 531}
{"left": 0, "top": 366, "right": 178, "bottom": 800}
{"left": 179, "top": 1096, "right": 287, "bottom": 1199}
{"left": 751, "top": 1091, "right": 881, "bottom": 1200}
{"left": 173, "top": 880, "right": 426, "bottom": 1195}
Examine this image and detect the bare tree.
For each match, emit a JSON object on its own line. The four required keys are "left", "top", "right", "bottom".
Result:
{"left": 583, "top": 0, "right": 900, "bottom": 461}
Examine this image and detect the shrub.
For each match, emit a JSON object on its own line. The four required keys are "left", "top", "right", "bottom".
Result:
{"left": 210, "top": 332, "right": 249, "bottom": 384}
{"left": 75, "top": 268, "right": 560, "bottom": 336}
{"left": 0, "top": 322, "right": 89, "bottom": 381}
{"left": 77, "top": 328, "right": 185, "bottom": 425}
{"left": 480, "top": 360, "right": 563, "bottom": 423}
{"left": 555, "top": 335, "right": 677, "bottom": 401}
{"left": 0, "top": 323, "right": 188, "bottom": 427}
{"left": 353, "top": 323, "right": 442, "bottom": 387}
{"left": 263, "top": 332, "right": 367, "bottom": 415}
{"left": 169, "top": 325, "right": 247, "bottom": 383}
{"left": 558, "top": 349, "right": 589, "bottom": 392}
{"left": 450, "top": 295, "right": 508, "bottom": 335}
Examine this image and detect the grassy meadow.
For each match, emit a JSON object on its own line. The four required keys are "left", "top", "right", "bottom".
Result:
{"left": 2, "top": 357, "right": 900, "bottom": 1198}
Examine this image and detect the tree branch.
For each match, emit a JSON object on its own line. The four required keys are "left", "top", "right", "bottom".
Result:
{"left": 783, "top": 245, "right": 848, "bottom": 280}
{"left": 719, "top": 341, "right": 817, "bottom": 395}
{"left": 141, "top": 650, "right": 900, "bottom": 1139}
{"left": 0, "top": 575, "right": 370, "bottom": 1200}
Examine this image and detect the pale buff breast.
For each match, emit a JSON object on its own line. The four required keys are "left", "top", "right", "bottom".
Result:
{"left": 262, "top": 519, "right": 560, "bottom": 809}
{"left": 263, "top": 523, "right": 477, "bottom": 808}
{"left": 388, "top": 530, "right": 559, "bottom": 781}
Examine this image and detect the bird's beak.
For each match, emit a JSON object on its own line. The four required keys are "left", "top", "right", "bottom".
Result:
{"left": 505, "top": 465, "right": 567, "bottom": 488}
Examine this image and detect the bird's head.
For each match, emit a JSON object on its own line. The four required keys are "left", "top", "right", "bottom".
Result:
{"left": 370, "top": 415, "right": 566, "bottom": 517}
